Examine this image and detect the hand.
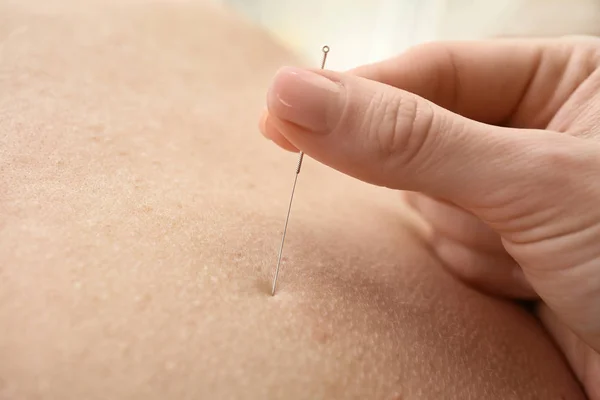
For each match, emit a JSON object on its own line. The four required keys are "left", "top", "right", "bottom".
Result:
{"left": 259, "top": 38, "right": 600, "bottom": 398}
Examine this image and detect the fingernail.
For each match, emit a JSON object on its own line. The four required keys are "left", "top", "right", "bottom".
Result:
{"left": 267, "top": 67, "right": 342, "bottom": 133}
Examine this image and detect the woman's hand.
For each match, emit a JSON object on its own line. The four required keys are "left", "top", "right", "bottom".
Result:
{"left": 259, "top": 37, "right": 600, "bottom": 398}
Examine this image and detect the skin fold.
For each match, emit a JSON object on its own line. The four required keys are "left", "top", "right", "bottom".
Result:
{"left": 0, "top": 0, "right": 588, "bottom": 399}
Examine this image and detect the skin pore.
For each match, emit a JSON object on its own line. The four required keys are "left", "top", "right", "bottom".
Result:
{"left": 0, "top": 0, "right": 587, "bottom": 398}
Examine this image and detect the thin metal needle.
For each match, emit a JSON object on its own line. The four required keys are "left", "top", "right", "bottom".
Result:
{"left": 271, "top": 45, "right": 330, "bottom": 296}
{"left": 271, "top": 153, "right": 303, "bottom": 295}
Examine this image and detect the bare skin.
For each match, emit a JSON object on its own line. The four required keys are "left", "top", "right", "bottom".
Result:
{"left": 0, "top": 1, "right": 587, "bottom": 399}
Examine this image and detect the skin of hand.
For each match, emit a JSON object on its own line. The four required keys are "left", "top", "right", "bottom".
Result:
{"left": 258, "top": 37, "right": 600, "bottom": 399}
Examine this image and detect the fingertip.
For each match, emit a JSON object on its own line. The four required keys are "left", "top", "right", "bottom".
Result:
{"left": 270, "top": 134, "right": 301, "bottom": 153}
{"left": 258, "top": 109, "right": 268, "bottom": 136}
{"left": 264, "top": 115, "right": 299, "bottom": 153}
{"left": 259, "top": 108, "right": 297, "bottom": 152}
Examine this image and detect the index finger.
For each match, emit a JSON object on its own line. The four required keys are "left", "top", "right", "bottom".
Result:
{"left": 351, "top": 38, "right": 596, "bottom": 128}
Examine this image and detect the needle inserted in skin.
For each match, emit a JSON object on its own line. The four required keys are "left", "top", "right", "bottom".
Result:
{"left": 271, "top": 45, "right": 330, "bottom": 296}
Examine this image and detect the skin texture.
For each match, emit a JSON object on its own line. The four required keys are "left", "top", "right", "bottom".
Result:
{"left": 0, "top": 1, "right": 588, "bottom": 399}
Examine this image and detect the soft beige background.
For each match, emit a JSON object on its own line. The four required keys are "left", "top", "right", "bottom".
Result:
{"left": 223, "top": 0, "right": 600, "bottom": 68}
{"left": 439, "top": 0, "right": 600, "bottom": 39}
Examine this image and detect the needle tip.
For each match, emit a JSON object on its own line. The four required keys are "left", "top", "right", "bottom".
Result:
{"left": 271, "top": 273, "right": 278, "bottom": 296}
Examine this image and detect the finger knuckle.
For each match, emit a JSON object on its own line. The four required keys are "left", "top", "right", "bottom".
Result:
{"left": 369, "top": 91, "right": 414, "bottom": 160}
{"left": 365, "top": 92, "right": 437, "bottom": 175}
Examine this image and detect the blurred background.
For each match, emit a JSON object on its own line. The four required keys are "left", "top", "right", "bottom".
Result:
{"left": 217, "top": 0, "right": 600, "bottom": 69}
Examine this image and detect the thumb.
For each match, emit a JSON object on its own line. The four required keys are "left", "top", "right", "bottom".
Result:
{"left": 266, "top": 66, "right": 564, "bottom": 208}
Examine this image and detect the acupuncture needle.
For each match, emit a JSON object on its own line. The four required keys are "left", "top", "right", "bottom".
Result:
{"left": 271, "top": 45, "right": 330, "bottom": 296}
